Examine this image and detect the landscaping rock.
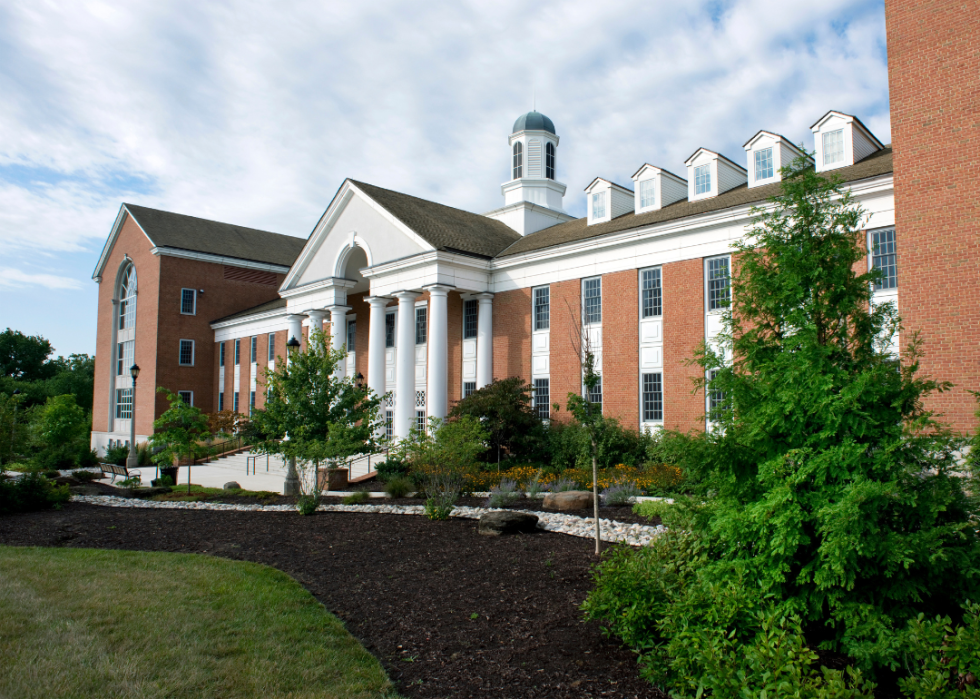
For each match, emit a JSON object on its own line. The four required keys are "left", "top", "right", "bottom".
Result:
{"left": 223, "top": 481, "right": 242, "bottom": 490}
{"left": 478, "top": 511, "right": 539, "bottom": 536}
{"left": 542, "top": 490, "right": 595, "bottom": 511}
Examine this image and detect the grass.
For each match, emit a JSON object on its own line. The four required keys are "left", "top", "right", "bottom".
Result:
{"left": 150, "top": 484, "right": 280, "bottom": 502}
{"left": 0, "top": 546, "right": 399, "bottom": 698}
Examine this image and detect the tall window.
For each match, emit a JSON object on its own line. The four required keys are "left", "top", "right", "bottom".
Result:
{"left": 463, "top": 382, "right": 476, "bottom": 398}
{"left": 587, "top": 376, "right": 602, "bottom": 412}
{"left": 250, "top": 336, "right": 257, "bottom": 363}
{"left": 347, "top": 320, "right": 356, "bottom": 352}
{"left": 823, "top": 129, "right": 844, "bottom": 165}
{"left": 512, "top": 142, "right": 523, "bottom": 179}
{"left": 118, "top": 265, "right": 137, "bottom": 330}
{"left": 642, "top": 373, "right": 663, "bottom": 422}
{"left": 234, "top": 339, "right": 241, "bottom": 365}
{"left": 463, "top": 299, "right": 478, "bottom": 339}
{"left": 695, "top": 164, "right": 711, "bottom": 195}
{"left": 533, "top": 286, "right": 550, "bottom": 331}
{"left": 385, "top": 312, "right": 396, "bottom": 348}
{"left": 180, "top": 288, "right": 196, "bottom": 315}
{"left": 545, "top": 142, "right": 555, "bottom": 180}
{"left": 415, "top": 307, "right": 427, "bottom": 345}
{"left": 707, "top": 369, "right": 726, "bottom": 416}
{"left": 641, "top": 268, "right": 662, "bottom": 318}
{"left": 639, "top": 179, "right": 656, "bottom": 208}
{"left": 218, "top": 392, "right": 224, "bottom": 411}
{"left": 707, "top": 257, "right": 730, "bottom": 311}
{"left": 250, "top": 391, "right": 256, "bottom": 415}
{"left": 385, "top": 410, "right": 394, "bottom": 439}
{"left": 116, "top": 340, "right": 134, "bottom": 376}
{"left": 591, "top": 191, "right": 606, "bottom": 219}
{"left": 220, "top": 342, "right": 226, "bottom": 367}
{"left": 755, "top": 147, "right": 774, "bottom": 180}
{"left": 268, "top": 334, "right": 276, "bottom": 361}
{"left": 871, "top": 228, "right": 898, "bottom": 289}
{"left": 234, "top": 392, "right": 240, "bottom": 413}
{"left": 584, "top": 277, "right": 602, "bottom": 325}
{"left": 179, "top": 339, "right": 195, "bottom": 366}
{"left": 115, "top": 388, "right": 133, "bottom": 419}
{"left": 178, "top": 391, "right": 193, "bottom": 406}
{"left": 534, "top": 378, "right": 550, "bottom": 420}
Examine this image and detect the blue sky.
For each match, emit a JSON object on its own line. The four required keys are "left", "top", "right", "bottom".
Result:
{"left": 0, "top": 0, "right": 889, "bottom": 358}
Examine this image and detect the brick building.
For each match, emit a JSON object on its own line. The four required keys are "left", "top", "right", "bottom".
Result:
{"left": 90, "top": 1, "right": 979, "bottom": 453}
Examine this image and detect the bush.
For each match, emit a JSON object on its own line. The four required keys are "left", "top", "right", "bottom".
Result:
{"left": 118, "top": 476, "right": 141, "bottom": 487}
{"left": 31, "top": 394, "right": 91, "bottom": 470}
{"left": 548, "top": 476, "right": 578, "bottom": 492}
{"left": 448, "top": 377, "right": 547, "bottom": 463}
{"left": 383, "top": 476, "right": 412, "bottom": 499}
{"left": 42, "top": 470, "right": 61, "bottom": 479}
{"left": 342, "top": 491, "right": 369, "bottom": 505}
{"left": 297, "top": 495, "right": 319, "bottom": 515}
{"left": 424, "top": 497, "right": 454, "bottom": 520}
{"left": 71, "top": 469, "right": 99, "bottom": 483}
{"left": 601, "top": 481, "right": 640, "bottom": 506}
{"left": 486, "top": 478, "right": 520, "bottom": 508}
{"left": 0, "top": 472, "right": 71, "bottom": 515}
{"left": 104, "top": 443, "right": 129, "bottom": 466}
{"left": 546, "top": 418, "right": 653, "bottom": 472}
{"left": 155, "top": 475, "right": 175, "bottom": 487}
{"left": 376, "top": 457, "right": 408, "bottom": 482}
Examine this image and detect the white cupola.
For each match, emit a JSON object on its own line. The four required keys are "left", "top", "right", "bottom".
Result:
{"left": 742, "top": 131, "right": 810, "bottom": 188}
{"left": 631, "top": 164, "right": 688, "bottom": 214}
{"left": 810, "top": 111, "right": 884, "bottom": 173}
{"left": 684, "top": 148, "right": 747, "bottom": 202}
{"left": 584, "top": 178, "right": 633, "bottom": 225}
{"left": 483, "top": 110, "right": 576, "bottom": 236}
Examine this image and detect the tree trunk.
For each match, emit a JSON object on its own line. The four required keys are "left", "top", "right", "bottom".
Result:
{"left": 592, "top": 434, "right": 601, "bottom": 556}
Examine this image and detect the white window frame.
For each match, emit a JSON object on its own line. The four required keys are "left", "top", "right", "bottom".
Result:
{"left": 705, "top": 256, "right": 731, "bottom": 313}
{"left": 754, "top": 147, "right": 774, "bottom": 182}
{"left": 268, "top": 333, "right": 276, "bottom": 362}
{"left": 823, "top": 129, "right": 844, "bottom": 166}
{"left": 180, "top": 288, "right": 197, "bottom": 315}
{"left": 591, "top": 191, "right": 606, "bottom": 219}
{"left": 179, "top": 339, "right": 195, "bottom": 366}
{"left": 639, "top": 178, "right": 656, "bottom": 209}
{"left": 177, "top": 390, "right": 193, "bottom": 406}
{"left": 583, "top": 276, "right": 602, "bottom": 326}
{"left": 533, "top": 286, "right": 550, "bottom": 331}
{"left": 694, "top": 164, "right": 711, "bottom": 195}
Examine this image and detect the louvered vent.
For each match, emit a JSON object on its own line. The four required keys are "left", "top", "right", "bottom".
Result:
{"left": 223, "top": 266, "right": 278, "bottom": 285}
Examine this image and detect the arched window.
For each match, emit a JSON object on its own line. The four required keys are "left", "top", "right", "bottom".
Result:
{"left": 512, "top": 142, "right": 523, "bottom": 180}
{"left": 546, "top": 142, "right": 555, "bottom": 180}
{"left": 118, "top": 264, "right": 137, "bottom": 330}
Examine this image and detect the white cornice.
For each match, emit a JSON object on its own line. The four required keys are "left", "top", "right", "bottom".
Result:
{"left": 210, "top": 306, "right": 290, "bottom": 330}
{"left": 362, "top": 250, "right": 492, "bottom": 279}
{"left": 279, "top": 276, "right": 357, "bottom": 299}
{"left": 149, "top": 247, "right": 291, "bottom": 273}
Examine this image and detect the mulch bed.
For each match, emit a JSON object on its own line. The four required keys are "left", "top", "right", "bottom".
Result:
{"left": 1, "top": 503, "right": 665, "bottom": 698}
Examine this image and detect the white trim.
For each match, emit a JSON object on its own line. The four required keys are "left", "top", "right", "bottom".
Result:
{"left": 92, "top": 205, "right": 155, "bottom": 282}
{"left": 180, "top": 288, "right": 197, "bottom": 315}
{"left": 178, "top": 339, "right": 196, "bottom": 366}
{"left": 150, "top": 247, "right": 290, "bottom": 274}
{"left": 177, "top": 390, "right": 194, "bottom": 407}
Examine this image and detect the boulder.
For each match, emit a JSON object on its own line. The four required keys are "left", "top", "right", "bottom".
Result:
{"left": 223, "top": 481, "right": 242, "bottom": 490}
{"left": 478, "top": 511, "right": 539, "bottom": 536}
{"left": 542, "top": 490, "right": 595, "bottom": 511}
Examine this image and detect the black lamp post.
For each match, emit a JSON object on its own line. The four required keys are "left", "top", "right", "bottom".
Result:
{"left": 283, "top": 337, "right": 301, "bottom": 495}
{"left": 8, "top": 389, "right": 20, "bottom": 466}
{"left": 126, "top": 364, "right": 140, "bottom": 470}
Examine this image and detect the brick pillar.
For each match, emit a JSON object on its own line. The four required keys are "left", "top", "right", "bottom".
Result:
{"left": 885, "top": 0, "right": 980, "bottom": 431}
{"left": 603, "top": 269, "right": 640, "bottom": 426}
{"left": 492, "top": 288, "right": 532, "bottom": 383}
{"left": 663, "top": 258, "right": 705, "bottom": 432}
{"left": 550, "top": 279, "right": 583, "bottom": 423}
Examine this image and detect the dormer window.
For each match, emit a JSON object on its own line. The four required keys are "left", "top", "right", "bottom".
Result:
{"left": 545, "top": 142, "right": 555, "bottom": 180}
{"left": 823, "top": 129, "right": 844, "bottom": 166}
{"left": 639, "top": 179, "right": 656, "bottom": 208}
{"left": 754, "top": 147, "right": 774, "bottom": 181}
{"left": 512, "top": 142, "right": 523, "bottom": 179}
{"left": 592, "top": 192, "right": 606, "bottom": 218}
{"left": 694, "top": 164, "right": 711, "bottom": 195}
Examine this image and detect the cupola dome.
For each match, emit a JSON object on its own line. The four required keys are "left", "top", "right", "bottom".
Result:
{"left": 512, "top": 110, "right": 556, "bottom": 135}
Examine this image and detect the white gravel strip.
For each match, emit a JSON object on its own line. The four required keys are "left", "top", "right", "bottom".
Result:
{"left": 70, "top": 495, "right": 664, "bottom": 547}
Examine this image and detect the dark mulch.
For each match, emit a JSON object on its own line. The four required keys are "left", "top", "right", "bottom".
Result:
{"left": 1, "top": 503, "right": 665, "bottom": 699}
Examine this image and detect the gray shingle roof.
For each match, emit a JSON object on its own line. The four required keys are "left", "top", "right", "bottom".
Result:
{"left": 212, "top": 297, "right": 288, "bottom": 324}
{"left": 496, "top": 147, "right": 893, "bottom": 258}
{"left": 350, "top": 180, "right": 521, "bottom": 258}
{"left": 124, "top": 203, "right": 307, "bottom": 268}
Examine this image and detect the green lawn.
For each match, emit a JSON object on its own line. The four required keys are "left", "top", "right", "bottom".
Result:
{"left": 0, "top": 546, "right": 399, "bottom": 698}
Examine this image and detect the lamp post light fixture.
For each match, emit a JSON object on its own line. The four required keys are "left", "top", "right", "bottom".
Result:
{"left": 126, "top": 364, "right": 140, "bottom": 470}
{"left": 283, "top": 337, "right": 301, "bottom": 496}
{"left": 355, "top": 372, "right": 365, "bottom": 390}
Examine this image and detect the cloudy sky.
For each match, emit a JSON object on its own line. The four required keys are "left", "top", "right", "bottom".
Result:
{"left": 0, "top": 0, "right": 890, "bottom": 358}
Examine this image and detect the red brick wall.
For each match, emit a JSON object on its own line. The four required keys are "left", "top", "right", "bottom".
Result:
{"left": 92, "top": 213, "right": 161, "bottom": 436}
{"left": 603, "top": 270, "right": 640, "bottom": 426}
{"left": 550, "top": 279, "right": 583, "bottom": 423}
{"left": 663, "top": 258, "right": 705, "bottom": 432}
{"left": 492, "top": 288, "right": 532, "bottom": 383}
{"left": 885, "top": 0, "right": 980, "bottom": 431}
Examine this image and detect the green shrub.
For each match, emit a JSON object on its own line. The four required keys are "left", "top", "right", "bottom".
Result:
{"left": 0, "top": 472, "right": 71, "bottom": 515}
{"left": 42, "top": 470, "right": 61, "bottom": 479}
{"left": 155, "top": 475, "right": 175, "bottom": 487}
{"left": 31, "top": 394, "right": 91, "bottom": 470}
{"left": 383, "top": 476, "right": 412, "bottom": 499}
{"left": 103, "top": 443, "right": 129, "bottom": 466}
{"left": 296, "top": 495, "right": 319, "bottom": 515}
{"left": 546, "top": 418, "right": 653, "bottom": 473}
{"left": 375, "top": 456, "right": 408, "bottom": 482}
{"left": 118, "top": 476, "right": 141, "bottom": 487}
{"left": 342, "top": 491, "right": 369, "bottom": 505}
{"left": 71, "top": 469, "right": 99, "bottom": 483}
{"left": 448, "top": 376, "right": 547, "bottom": 463}
{"left": 898, "top": 603, "right": 980, "bottom": 697}
{"left": 423, "top": 497, "right": 453, "bottom": 520}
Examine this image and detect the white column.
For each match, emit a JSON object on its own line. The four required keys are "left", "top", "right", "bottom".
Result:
{"left": 326, "top": 305, "right": 351, "bottom": 379}
{"left": 365, "top": 297, "right": 389, "bottom": 399}
{"left": 476, "top": 292, "right": 494, "bottom": 389}
{"left": 286, "top": 314, "right": 304, "bottom": 365}
{"left": 393, "top": 291, "right": 418, "bottom": 439}
{"left": 306, "top": 309, "right": 327, "bottom": 343}
{"left": 426, "top": 285, "right": 451, "bottom": 421}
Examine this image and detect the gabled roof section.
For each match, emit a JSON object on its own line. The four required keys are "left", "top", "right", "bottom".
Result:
{"left": 350, "top": 180, "right": 521, "bottom": 258}
{"left": 496, "top": 147, "right": 893, "bottom": 258}
{"left": 684, "top": 147, "right": 748, "bottom": 172}
{"left": 810, "top": 110, "right": 885, "bottom": 149}
{"left": 93, "top": 203, "right": 306, "bottom": 280}
{"left": 631, "top": 163, "right": 686, "bottom": 182}
{"left": 743, "top": 130, "right": 803, "bottom": 152}
{"left": 212, "top": 297, "right": 288, "bottom": 325}
{"left": 584, "top": 177, "right": 633, "bottom": 193}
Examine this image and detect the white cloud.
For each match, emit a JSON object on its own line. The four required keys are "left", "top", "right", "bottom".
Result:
{"left": 0, "top": 0, "right": 889, "bottom": 252}
{"left": 0, "top": 267, "right": 84, "bottom": 290}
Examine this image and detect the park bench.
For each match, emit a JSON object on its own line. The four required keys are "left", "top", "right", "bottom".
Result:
{"left": 100, "top": 463, "right": 141, "bottom": 484}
